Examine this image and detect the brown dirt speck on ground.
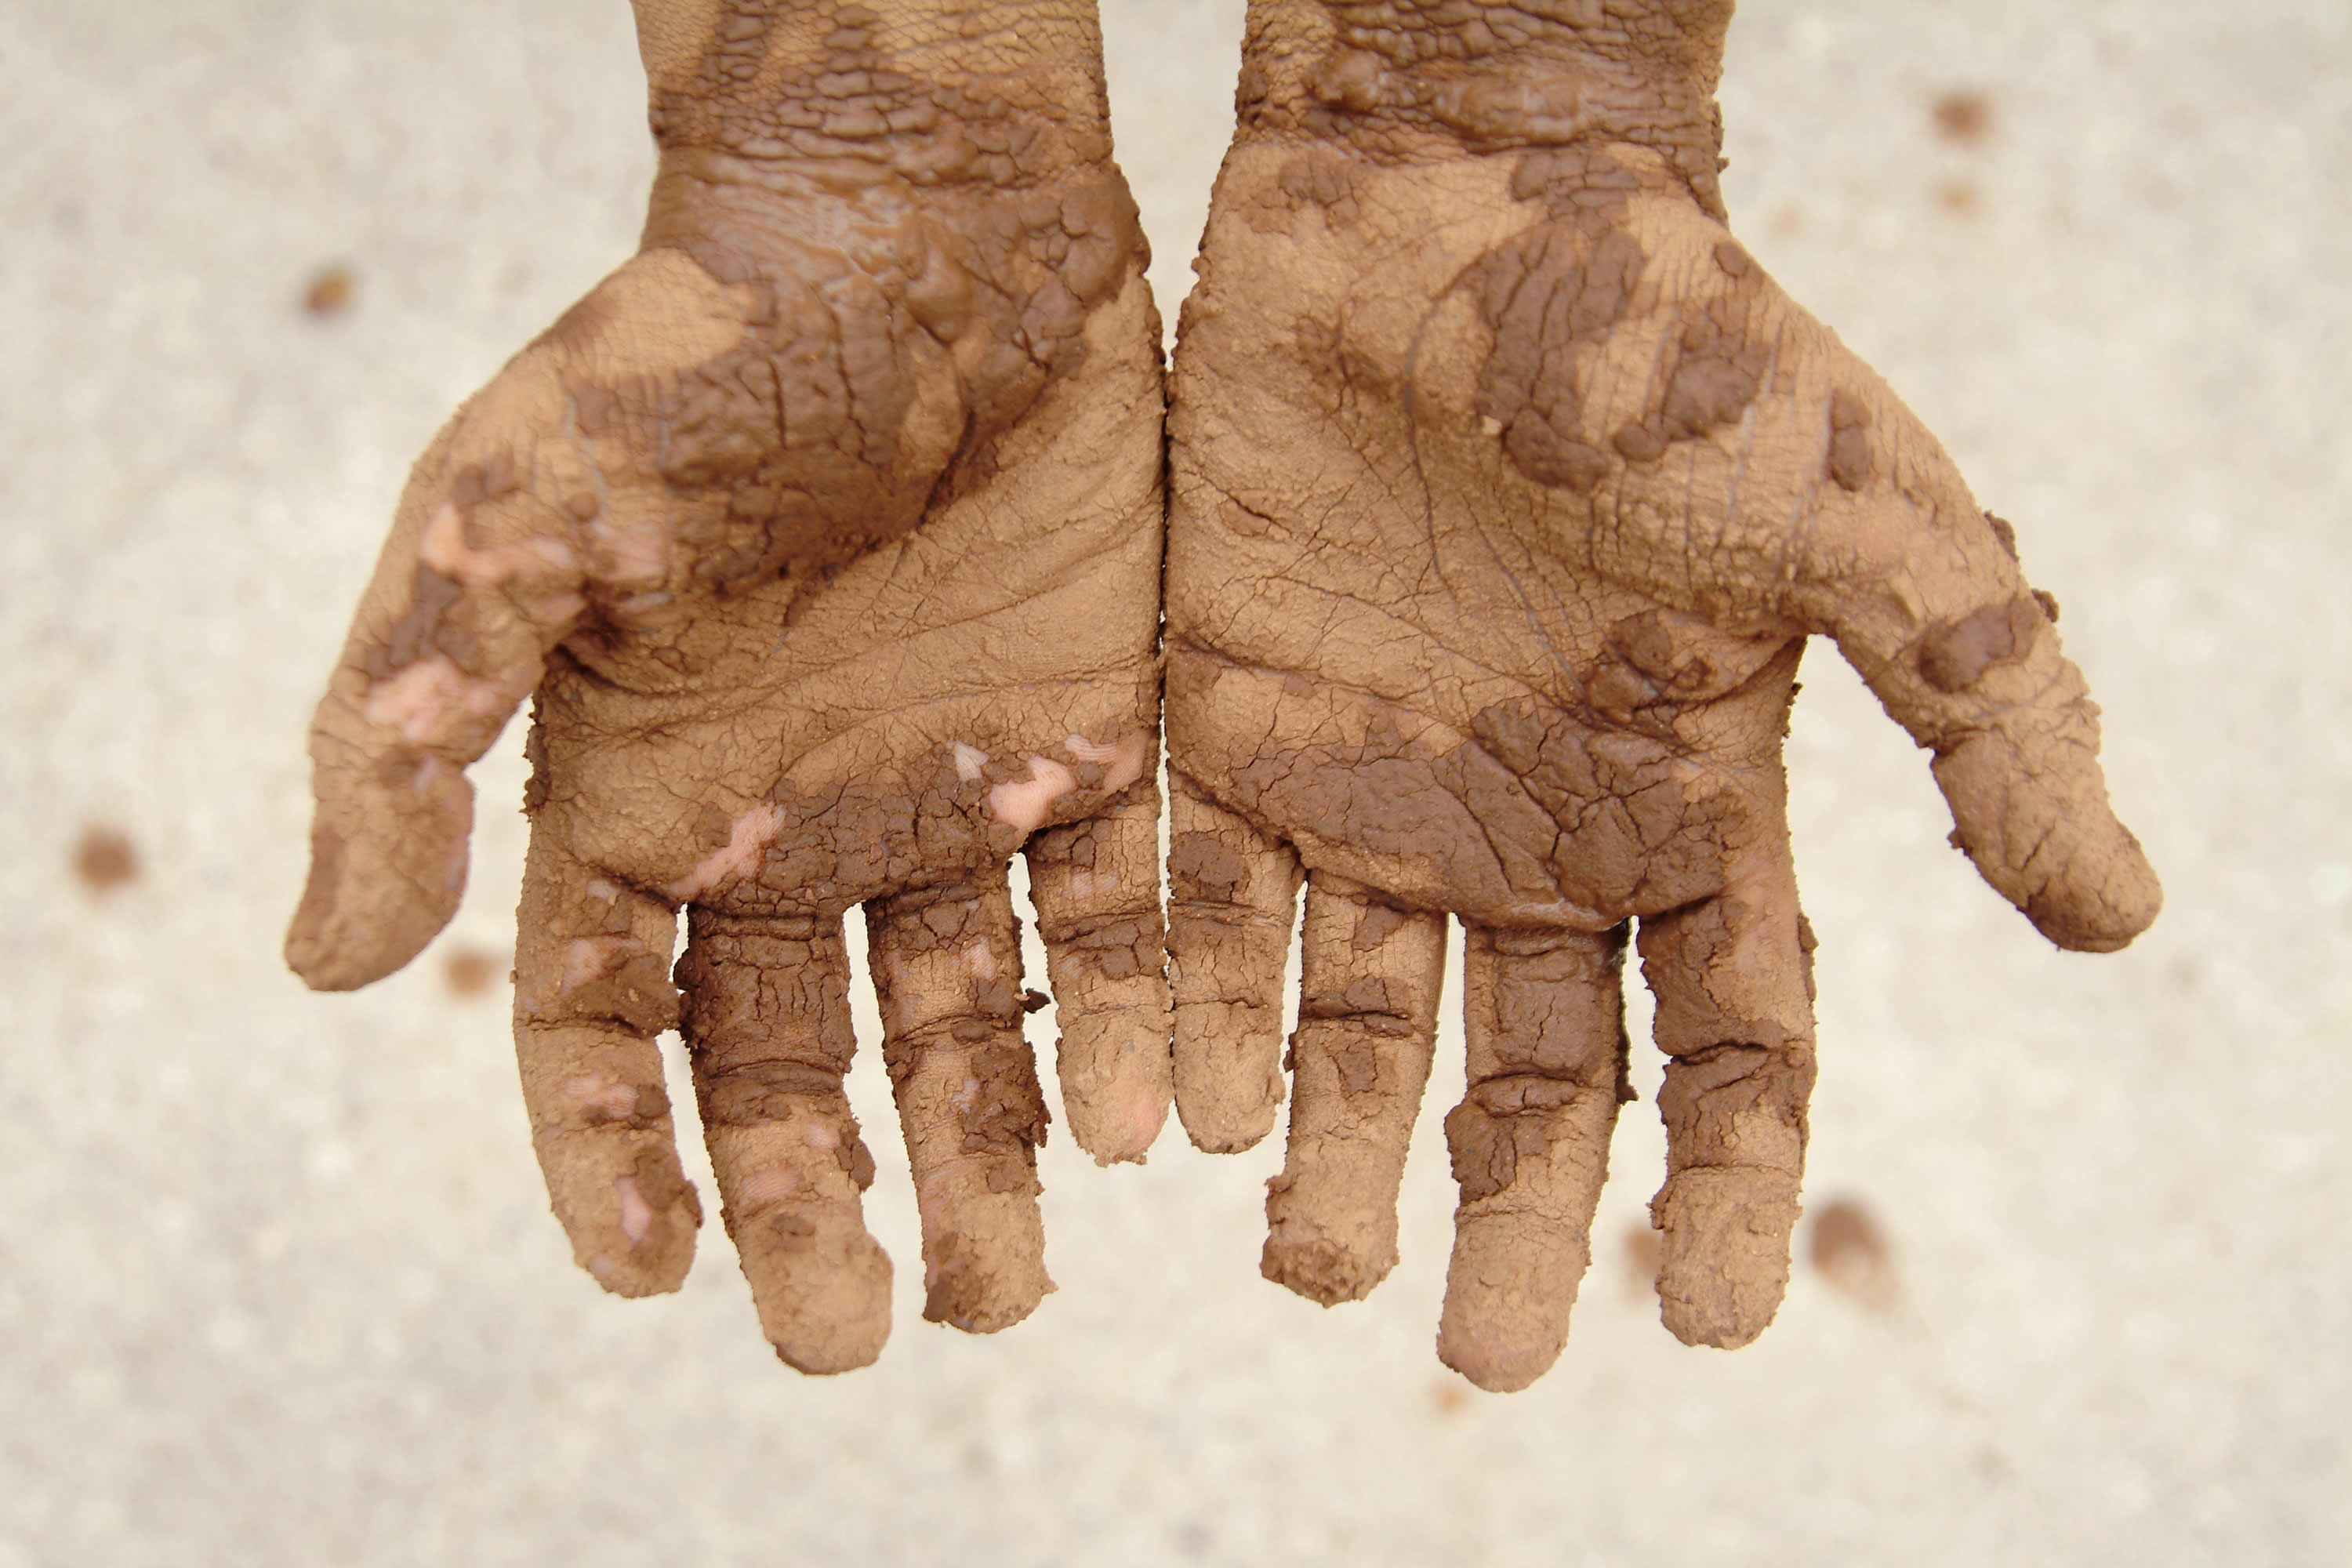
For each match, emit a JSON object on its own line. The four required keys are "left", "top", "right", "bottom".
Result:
{"left": 71, "top": 824, "right": 140, "bottom": 893}
{"left": 441, "top": 946, "right": 503, "bottom": 999}
{"left": 1808, "top": 1196, "right": 1900, "bottom": 1310}
{"left": 1931, "top": 89, "right": 1994, "bottom": 145}
{"left": 1936, "top": 179, "right": 1981, "bottom": 217}
{"left": 1621, "top": 1221, "right": 1664, "bottom": 1301}
{"left": 1430, "top": 1379, "right": 1471, "bottom": 1416}
{"left": 303, "top": 264, "right": 356, "bottom": 318}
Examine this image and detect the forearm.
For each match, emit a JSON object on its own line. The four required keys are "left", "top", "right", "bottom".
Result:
{"left": 1235, "top": 0, "right": 1730, "bottom": 212}
{"left": 630, "top": 0, "right": 1115, "bottom": 184}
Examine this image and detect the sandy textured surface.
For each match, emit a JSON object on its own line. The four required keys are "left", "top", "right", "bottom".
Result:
{"left": 2, "top": 2, "right": 2346, "bottom": 1563}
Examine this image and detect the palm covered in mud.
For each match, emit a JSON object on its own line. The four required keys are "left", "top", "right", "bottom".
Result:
{"left": 288, "top": 165, "right": 1172, "bottom": 1374}
{"left": 1164, "top": 136, "right": 2157, "bottom": 1389}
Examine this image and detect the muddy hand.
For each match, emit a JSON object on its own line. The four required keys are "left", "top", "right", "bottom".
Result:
{"left": 1165, "top": 0, "right": 2158, "bottom": 1391}
{"left": 287, "top": 0, "right": 1171, "bottom": 1374}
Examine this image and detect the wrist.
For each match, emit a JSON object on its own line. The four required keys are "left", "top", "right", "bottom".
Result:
{"left": 631, "top": 0, "right": 1116, "bottom": 189}
{"left": 1233, "top": 0, "right": 1730, "bottom": 214}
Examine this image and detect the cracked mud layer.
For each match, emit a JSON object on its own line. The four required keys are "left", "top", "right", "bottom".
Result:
{"left": 288, "top": 0, "right": 1173, "bottom": 1376}
{"left": 287, "top": 0, "right": 2156, "bottom": 1389}
{"left": 1165, "top": 0, "right": 2156, "bottom": 1391}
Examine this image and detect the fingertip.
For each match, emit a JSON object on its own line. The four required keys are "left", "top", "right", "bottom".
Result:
{"left": 775, "top": 1333, "right": 886, "bottom": 1377}
{"left": 1262, "top": 1238, "right": 1375, "bottom": 1306}
{"left": 287, "top": 764, "right": 474, "bottom": 989}
{"left": 579, "top": 1177, "right": 701, "bottom": 1300}
{"left": 285, "top": 917, "right": 364, "bottom": 994}
{"left": 1437, "top": 1229, "right": 1573, "bottom": 1390}
{"left": 1056, "top": 1012, "right": 1175, "bottom": 1163}
{"left": 1659, "top": 1301, "right": 1773, "bottom": 1351}
{"left": 1171, "top": 1023, "right": 1285, "bottom": 1152}
{"left": 1182, "top": 1111, "right": 1278, "bottom": 1156}
{"left": 284, "top": 849, "right": 465, "bottom": 992}
{"left": 1657, "top": 1282, "right": 1778, "bottom": 1349}
{"left": 1436, "top": 1327, "right": 1560, "bottom": 1396}
{"left": 1072, "top": 1076, "right": 1171, "bottom": 1165}
{"left": 922, "top": 1231, "right": 1052, "bottom": 1334}
{"left": 1933, "top": 729, "right": 2162, "bottom": 954}
{"left": 2026, "top": 829, "right": 2163, "bottom": 953}
{"left": 744, "top": 1221, "right": 894, "bottom": 1375}
{"left": 1651, "top": 1174, "right": 1795, "bottom": 1350}
{"left": 1261, "top": 1187, "right": 1396, "bottom": 1303}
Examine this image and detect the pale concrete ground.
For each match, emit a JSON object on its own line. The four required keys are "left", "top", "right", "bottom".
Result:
{"left": 2, "top": 2, "right": 2346, "bottom": 1563}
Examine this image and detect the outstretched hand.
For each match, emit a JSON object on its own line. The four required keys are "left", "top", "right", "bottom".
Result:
{"left": 288, "top": 2, "right": 1169, "bottom": 1373}
{"left": 1164, "top": 2, "right": 2158, "bottom": 1391}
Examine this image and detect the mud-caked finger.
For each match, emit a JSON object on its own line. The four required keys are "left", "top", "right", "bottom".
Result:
{"left": 1028, "top": 793, "right": 1173, "bottom": 1164}
{"left": 1636, "top": 834, "right": 1818, "bottom": 1349}
{"left": 676, "top": 907, "right": 893, "bottom": 1374}
{"left": 1438, "top": 923, "right": 1634, "bottom": 1392}
{"left": 866, "top": 870, "right": 1051, "bottom": 1333}
{"left": 1798, "top": 441, "right": 2158, "bottom": 951}
{"left": 287, "top": 412, "right": 589, "bottom": 991}
{"left": 1261, "top": 874, "right": 1446, "bottom": 1305}
{"left": 1168, "top": 775, "right": 1303, "bottom": 1153}
{"left": 512, "top": 826, "right": 699, "bottom": 1298}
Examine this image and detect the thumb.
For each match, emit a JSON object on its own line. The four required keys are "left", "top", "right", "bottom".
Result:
{"left": 287, "top": 364, "right": 587, "bottom": 990}
{"left": 1793, "top": 388, "right": 2159, "bottom": 953}
{"left": 287, "top": 246, "right": 778, "bottom": 987}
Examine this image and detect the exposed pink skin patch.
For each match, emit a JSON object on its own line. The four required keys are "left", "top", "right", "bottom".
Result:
{"left": 420, "top": 503, "right": 578, "bottom": 588}
{"left": 989, "top": 756, "right": 1078, "bottom": 836}
{"left": 1113, "top": 1080, "right": 1165, "bottom": 1156}
{"left": 952, "top": 742, "right": 991, "bottom": 783}
{"left": 362, "top": 654, "right": 518, "bottom": 743}
{"left": 735, "top": 1163, "right": 803, "bottom": 1211}
{"left": 562, "top": 1073, "right": 642, "bottom": 1120}
{"left": 586, "top": 516, "right": 669, "bottom": 589}
{"left": 667, "top": 803, "right": 786, "bottom": 903}
{"left": 1719, "top": 862, "right": 1798, "bottom": 1001}
{"left": 965, "top": 941, "right": 999, "bottom": 983}
{"left": 953, "top": 1076, "right": 983, "bottom": 1112}
{"left": 412, "top": 757, "right": 446, "bottom": 793}
{"left": 1100, "top": 732, "right": 1152, "bottom": 796}
{"left": 563, "top": 935, "right": 641, "bottom": 995}
{"left": 586, "top": 878, "right": 622, "bottom": 904}
{"left": 615, "top": 1176, "right": 655, "bottom": 1247}
{"left": 1065, "top": 731, "right": 1150, "bottom": 794}
{"left": 917, "top": 1170, "right": 957, "bottom": 1210}
{"left": 1066, "top": 869, "right": 1118, "bottom": 902}
{"left": 802, "top": 1123, "right": 840, "bottom": 1151}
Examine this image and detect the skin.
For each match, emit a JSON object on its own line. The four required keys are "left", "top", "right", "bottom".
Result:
{"left": 1164, "top": 0, "right": 2161, "bottom": 1391}
{"left": 285, "top": 0, "right": 1171, "bottom": 1374}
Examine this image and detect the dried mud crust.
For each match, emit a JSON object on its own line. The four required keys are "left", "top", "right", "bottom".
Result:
{"left": 289, "top": 1, "right": 1174, "bottom": 1373}
{"left": 1166, "top": 40, "right": 2158, "bottom": 1388}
